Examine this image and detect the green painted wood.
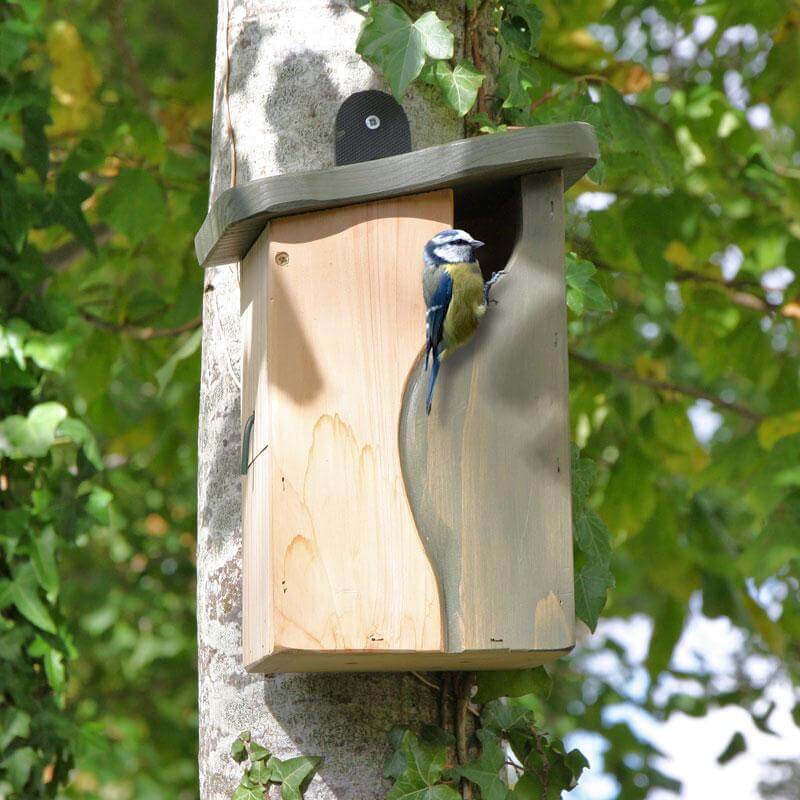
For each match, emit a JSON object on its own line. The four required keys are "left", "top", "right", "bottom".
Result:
{"left": 195, "top": 123, "right": 598, "bottom": 268}
{"left": 398, "top": 172, "right": 575, "bottom": 655}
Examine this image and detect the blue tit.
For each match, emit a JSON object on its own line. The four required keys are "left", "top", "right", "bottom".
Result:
{"left": 422, "top": 229, "right": 487, "bottom": 415}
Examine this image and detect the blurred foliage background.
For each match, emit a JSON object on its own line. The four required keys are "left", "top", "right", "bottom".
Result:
{"left": 1, "top": 0, "right": 799, "bottom": 798}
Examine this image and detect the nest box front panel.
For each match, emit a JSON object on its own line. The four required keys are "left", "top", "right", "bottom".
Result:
{"left": 242, "top": 190, "right": 452, "bottom": 669}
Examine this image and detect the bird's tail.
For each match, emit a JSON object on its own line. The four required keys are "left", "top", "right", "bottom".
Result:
{"left": 426, "top": 356, "right": 440, "bottom": 415}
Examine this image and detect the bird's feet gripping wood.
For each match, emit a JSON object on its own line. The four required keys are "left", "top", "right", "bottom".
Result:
{"left": 484, "top": 269, "right": 508, "bottom": 304}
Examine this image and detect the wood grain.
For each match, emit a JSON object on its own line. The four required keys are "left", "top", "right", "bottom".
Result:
{"left": 399, "top": 172, "right": 575, "bottom": 657}
{"left": 197, "top": 123, "right": 598, "bottom": 268}
{"left": 241, "top": 190, "right": 453, "bottom": 670}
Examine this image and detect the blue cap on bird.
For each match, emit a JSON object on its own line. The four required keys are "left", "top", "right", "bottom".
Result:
{"left": 424, "top": 229, "right": 484, "bottom": 267}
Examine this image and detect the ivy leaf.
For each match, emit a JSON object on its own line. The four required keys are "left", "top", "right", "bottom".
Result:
{"left": 11, "top": 562, "right": 56, "bottom": 633}
{"left": 231, "top": 737, "right": 248, "bottom": 763}
{"left": 482, "top": 699, "right": 535, "bottom": 736}
{"left": 268, "top": 755, "right": 321, "bottom": 800}
{"left": 716, "top": 731, "right": 746, "bottom": 764}
{"left": 249, "top": 741, "right": 269, "bottom": 762}
{"left": 386, "top": 729, "right": 458, "bottom": 800}
{"left": 570, "top": 445, "right": 597, "bottom": 516}
{"left": 575, "top": 562, "right": 614, "bottom": 632}
{"left": 97, "top": 168, "right": 167, "bottom": 245}
{"left": 504, "top": 0, "right": 544, "bottom": 54}
{"left": 499, "top": 59, "right": 539, "bottom": 108}
{"left": 574, "top": 509, "right": 612, "bottom": 568}
{"left": 474, "top": 667, "right": 552, "bottom": 703}
{"left": 433, "top": 59, "right": 484, "bottom": 117}
{"left": 231, "top": 784, "right": 263, "bottom": 800}
{"left": 357, "top": 4, "right": 454, "bottom": 99}
{"left": 247, "top": 759, "right": 274, "bottom": 784}
{"left": 450, "top": 730, "right": 506, "bottom": 800}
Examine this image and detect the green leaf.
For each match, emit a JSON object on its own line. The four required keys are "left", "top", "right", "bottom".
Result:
{"left": 31, "top": 525, "right": 59, "bottom": 596}
{"left": 482, "top": 699, "right": 535, "bottom": 735}
{"left": 155, "top": 327, "right": 202, "bottom": 393}
{"left": 475, "top": 667, "right": 552, "bottom": 703}
{"left": 247, "top": 759, "right": 274, "bottom": 784}
{"left": 232, "top": 784, "right": 264, "bottom": 800}
{"left": 571, "top": 445, "right": 598, "bottom": 515}
{"left": 269, "top": 755, "right": 321, "bottom": 800}
{"left": 386, "top": 729, "right": 458, "bottom": 800}
{"left": 249, "top": 741, "right": 269, "bottom": 762}
{"left": 757, "top": 410, "right": 800, "bottom": 450}
{"left": 0, "top": 402, "right": 67, "bottom": 459}
{"left": 57, "top": 417, "right": 103, "bottom": 469}
{"left": 574, "top": 509, "right": 612, "bottom": 567}
{"left": 10, "top": 562, "right": 56, "bottom": 633}
{"left": 504, "top": 0, "right": 544, "bottom": 53}
{"left": 97, "top": 168, "right": 167, "bottom": 245}
{"left": 0, "top": 708, "right": 31, "bottom": 752}
{"left": 433, "top": 60, "right": 484, "bottom": 117}
{"left": 574, "top": 562, "right": 614, "bottom": 632}
{"left": 451, "top": 730, "right": 506, "bottom": 800}
{"left": 24, "top": 330, "right": 77, "bottom": 373}
{"left": 356, "top": 4, "right": 454, "bottom": 99}
{"left": 717, "top": 731, "right": 746, "bottom": 764}
{"left": 1, "top": 746, "right": 36, "bottom": 790}
{"left": 231, "top": 738, "right": 248, "bottom": 763}
{"left": 499, "top": 59, "right": 539, "bottom": 108}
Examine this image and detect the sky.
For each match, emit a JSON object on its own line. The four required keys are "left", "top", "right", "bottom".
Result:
{"left": 566, "top": 605, "right": 800, "bottom": 799}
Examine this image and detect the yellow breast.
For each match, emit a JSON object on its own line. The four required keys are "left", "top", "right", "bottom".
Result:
{"left": 441, "top": 262, "right": 486, "bottom": 358}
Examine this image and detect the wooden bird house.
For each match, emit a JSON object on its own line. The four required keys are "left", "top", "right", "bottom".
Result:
{"left": 195, "top": 117, "right": 598, "bottom": 673}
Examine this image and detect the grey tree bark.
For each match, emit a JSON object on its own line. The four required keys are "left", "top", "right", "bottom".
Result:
{"left": 197, "top": 2, "right": 464, "bottom": 797}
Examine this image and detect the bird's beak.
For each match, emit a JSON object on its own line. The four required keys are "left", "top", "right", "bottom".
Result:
{"left": 471, "top": 239, "right": 485, "bottom": 248}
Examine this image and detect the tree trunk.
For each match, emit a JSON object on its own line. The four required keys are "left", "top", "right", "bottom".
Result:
{"left": 197, "top": 2, "right": 464, "bottom": 797}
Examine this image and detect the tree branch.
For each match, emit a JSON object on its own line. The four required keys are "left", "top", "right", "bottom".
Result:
{"left": 575, "top": 242, "right": 799, "bottom": 323}
{"left": 44, "top": 224, "right": 113, "bottom": 272}
{"left": 569, "top": 351, "right": 764, "bottom": 422}
{"left": 80, "top": 311, "right": 202, "bottom": 340}
{"left": 466, "top": 0, "right": 489, "bottom": 115}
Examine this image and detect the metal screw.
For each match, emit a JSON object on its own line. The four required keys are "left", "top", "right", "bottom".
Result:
{"left": 275, "top": 251, "right": 289, "bottom": 266}
{"left": 365, "top": 114, "right": 381, "bottom": 130}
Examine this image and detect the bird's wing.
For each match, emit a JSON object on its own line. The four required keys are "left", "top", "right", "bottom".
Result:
{"left": 426, "top": 269, "right": 453, "bottom": 367}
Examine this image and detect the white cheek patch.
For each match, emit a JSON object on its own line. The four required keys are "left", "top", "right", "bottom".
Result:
{"left": 435, "top": 243, "right": 470, "bottom": 263}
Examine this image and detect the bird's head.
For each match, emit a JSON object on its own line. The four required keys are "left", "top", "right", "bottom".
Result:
{"left": 423, "top": 229, "right": 484, "bottom": 267}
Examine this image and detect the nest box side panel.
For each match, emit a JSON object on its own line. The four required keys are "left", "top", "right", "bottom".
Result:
{"left": 399, "top": 172, "right": 575, "bottom": 658}
{"left": 248, "top": 190, "right": 453, "bottom": 668}
{"left": 241, "top": 228, "right": 274, "bottom": 667}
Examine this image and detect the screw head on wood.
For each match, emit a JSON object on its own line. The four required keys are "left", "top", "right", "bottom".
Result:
{"left": 275, "top": 251, "right": 290, "bottom": 266}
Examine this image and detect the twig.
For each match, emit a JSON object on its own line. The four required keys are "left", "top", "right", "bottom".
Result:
{"left": 440, "top": 672, "right": 452, "bottom": 733}
{"left": 467, "top": 1, "right": 488, "bottom": 115}
{"left": 456, "top": 672, "right": 476, "bottom": 800}
{"left": 569, "top": 351, "right": 764, "bottom": 422}
{"left": 411, "top": 671, "right": 440, "bottom": 692}
{"left": 80, "top": 311, "right": 201, "bottom": 340}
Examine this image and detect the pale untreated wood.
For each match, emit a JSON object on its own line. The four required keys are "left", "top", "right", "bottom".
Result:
{"left": 399, "top": 172, "right": 575, "bottom": 657}
{"left": 242, "top": 190, "right": 454, "bottom": 670}
{"left": 197, "top": 123, "right": 599, "bottom": 268}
